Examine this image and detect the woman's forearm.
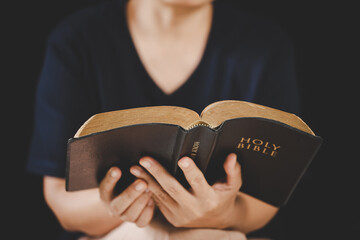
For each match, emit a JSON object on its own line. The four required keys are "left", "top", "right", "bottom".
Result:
{"left": 226, "top": 192, "right": 279, "bottom": 234}
{"left": 43, "top": 176, "right": 278, "bottom": 237}
{"left": 43, "top": 176, "right": 123, "bottom": 237}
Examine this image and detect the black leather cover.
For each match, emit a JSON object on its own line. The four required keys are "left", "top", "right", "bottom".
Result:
{"left": 66, "top": 117, "right": 322, "bottom": 207}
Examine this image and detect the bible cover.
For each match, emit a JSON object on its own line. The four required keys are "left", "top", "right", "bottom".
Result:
{"left": 66, "top": 117, "right": 322, "bottom": 207}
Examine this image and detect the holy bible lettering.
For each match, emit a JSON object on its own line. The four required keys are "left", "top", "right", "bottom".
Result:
{"left": 66, "top": 100, "right": 322, "bottom": 207}
{"left": 237, "top": 137, "right": 281, "bottom": 158}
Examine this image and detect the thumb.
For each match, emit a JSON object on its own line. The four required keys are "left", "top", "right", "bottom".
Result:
{"left": 212, "top": 153, "right": 242, "bottom": 191}
{"left": 223, "top": 153, "right": 242, "bottom": 190}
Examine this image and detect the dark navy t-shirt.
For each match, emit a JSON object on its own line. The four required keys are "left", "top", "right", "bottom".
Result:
{"left": 27, "top": 1, "right": 298, "bottom": 237}
{"left": 27, "top": 0, "right": 299, "bottom": 178}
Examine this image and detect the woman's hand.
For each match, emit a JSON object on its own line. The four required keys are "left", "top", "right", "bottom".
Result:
{"left": 99, "top": 167, "right": 155, "bottom": 227}
{"left": 129, "top": 153, "right": 242, "bottom": 229}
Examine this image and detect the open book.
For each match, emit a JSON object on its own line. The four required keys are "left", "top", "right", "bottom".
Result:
{"left": 66, "top": 100, "right": 322, "bottom": 206}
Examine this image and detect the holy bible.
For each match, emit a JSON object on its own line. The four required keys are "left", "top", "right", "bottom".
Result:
{"left": 66, "top": 100, "right": 322, "bottom": 207}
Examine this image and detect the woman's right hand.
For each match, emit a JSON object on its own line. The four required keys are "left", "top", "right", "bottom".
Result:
{"left": 99, "top": 167, "right": 155, "bottom": 227}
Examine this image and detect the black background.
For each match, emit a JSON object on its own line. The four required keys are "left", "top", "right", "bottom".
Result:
{"left": 4, "top": 0, "right": 358, "bottom": 239}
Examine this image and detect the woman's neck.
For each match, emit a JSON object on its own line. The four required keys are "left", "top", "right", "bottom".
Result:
{"left": 125, "top": 0, "right": 214, "bottom": 95}
{"left": 127, "top": 0, "right": 213, "bottom": 37}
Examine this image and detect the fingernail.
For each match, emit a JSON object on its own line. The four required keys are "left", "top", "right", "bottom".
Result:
{"left": 229, "top": 154, "right": 237, "bottom": 168}
{"left": 130, "top": 167, "right": 141, "bottom": 176}
{"left": 135, "top": 181, "right": 146, "bottom": 191}
{"left": 110, "top": 168, "right": 119, "bottom": 178}
{"left": 140, "top": 159, "right": 151, "bottom": 169}
{"left": 178, "top": 158, "right": 190, "bottom": 168}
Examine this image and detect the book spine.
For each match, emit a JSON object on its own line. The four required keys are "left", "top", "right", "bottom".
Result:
{"left": 175, "top": 127, "right": 218, "bottom": 174}
{"left": 174, "top": 127, "right": 217, "bottom": 188}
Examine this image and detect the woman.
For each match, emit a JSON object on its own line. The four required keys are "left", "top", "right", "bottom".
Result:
{"left": 27, "top": 0, "right": 299, "bottom": 239}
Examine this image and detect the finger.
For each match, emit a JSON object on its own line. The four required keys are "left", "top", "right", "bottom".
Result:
{"left": 109, "top": 179, "right": 148, "bottom": 217}
{"left": 139, "top": 157, "right": 192, "bottom": 202}
{"left": 135, "top": 198, "right": 155, "bottom": 228}
{"left": 130, "top": 165, "right": 178, "bottom": 209}
{"left": 99, "top": 167, "right": 121, "bottom": 204}
{"left": 177, "top": 157, "right": 212, "bottom": 197}
{"left": 120, "top": 190, "right": 152, "bottom": 222}
{"left": 214, "top": 153, "right": 242, "bottom": 191}
{"left": 131, "top": 166, "right": 176, "bottom": 221}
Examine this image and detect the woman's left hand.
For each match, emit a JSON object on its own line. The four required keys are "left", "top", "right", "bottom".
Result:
{"left": 129, "top": 153, "right": 242, "bottom": 229}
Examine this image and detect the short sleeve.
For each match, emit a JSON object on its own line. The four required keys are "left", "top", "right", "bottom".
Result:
{"left": 27, "top": 25, "right": 95, "bottom": 178}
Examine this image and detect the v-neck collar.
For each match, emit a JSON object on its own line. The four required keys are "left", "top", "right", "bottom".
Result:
{"left": 120, "top": 0, "right": 217, "bottom": 100}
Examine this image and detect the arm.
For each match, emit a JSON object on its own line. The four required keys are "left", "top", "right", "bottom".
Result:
{"left": 43, "top": 176, "right": 122, "bottom": 236}
{"left": 43, "top": 167, "right": 154, "bottom": 237}
{"left": 130, "top": 153, "right": 278, "bottom": 234}
{"left": 229, "top": 192, "right": 278, "bottom": 233}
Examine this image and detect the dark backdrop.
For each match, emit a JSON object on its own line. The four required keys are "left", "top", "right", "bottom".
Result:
{"left": 4, "top": 1, "right": 358, "bottom": 239}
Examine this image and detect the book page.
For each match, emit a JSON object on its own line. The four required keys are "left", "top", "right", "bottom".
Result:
{"left": 200, "top": 100, "right": 315, "bottom": 135}
{"left": 75, "top": 106, "right": 200, "bottom": 137}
